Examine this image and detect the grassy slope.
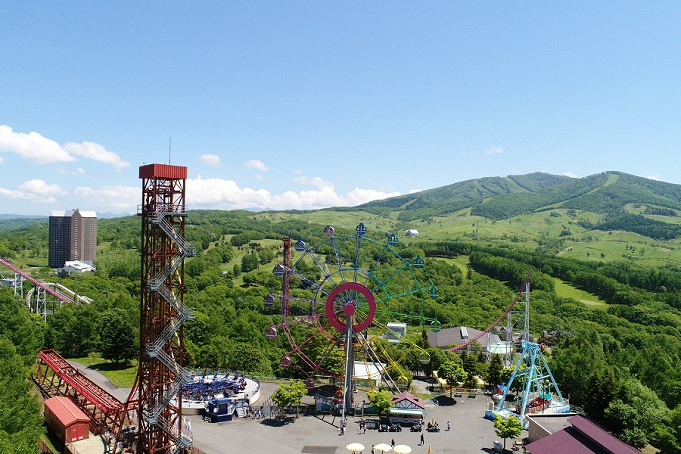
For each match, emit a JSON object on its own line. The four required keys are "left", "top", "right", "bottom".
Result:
{"left": 69, "top": 355, "right": 138, "bottom": 388}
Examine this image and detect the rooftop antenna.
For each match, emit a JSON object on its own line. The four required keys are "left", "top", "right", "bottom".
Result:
{"left": 168, "top": 137, "right": 172, "bottom": 164}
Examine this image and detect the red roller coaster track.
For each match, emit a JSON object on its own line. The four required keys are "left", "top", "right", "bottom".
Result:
{"left": 34, "top": 349, "right": 137, "bottom": 445}
{"left": 448, "top": 271, "right": 530, "bottom": 352}
{"left": 0, "top": 257, "right": 72, "bottom": 304}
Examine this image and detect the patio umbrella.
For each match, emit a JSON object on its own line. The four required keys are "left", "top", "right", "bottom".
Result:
{"left": 347, "top": 443, "right": 365, "bottom": 453}
{"left": 393, "top": 445, "right": 412, "bottom": 454}
{"left": 374, "top": 443, "right": 392, "bottom": 453}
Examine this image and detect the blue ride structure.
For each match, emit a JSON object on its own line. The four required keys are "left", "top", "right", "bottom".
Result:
{"left": 485, "top": 340, "right": 569, "bottom": 427}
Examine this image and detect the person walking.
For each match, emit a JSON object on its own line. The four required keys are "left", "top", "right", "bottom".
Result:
{"left": 391, "top": 439, "right": 395, "bottom": 448}
{"left": 371, "top": 445, "right": 375, "bottom": 454}
{"left": 447, "top": 420, "right": 451, "bottom": 431}
{"left": 420, "top": 433, "right": 425, "bottom": 446}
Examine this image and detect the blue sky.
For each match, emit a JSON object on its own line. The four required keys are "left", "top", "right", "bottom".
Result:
{"left": 1, "top": 2, "right": 680, "bottom": 216}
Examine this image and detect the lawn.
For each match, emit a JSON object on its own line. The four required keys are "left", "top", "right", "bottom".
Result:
{"left": 69, "top": 354, "right": 138, "bottom": 388}
{"left": 553, "top": 278, "right": 608, "bottom": 309}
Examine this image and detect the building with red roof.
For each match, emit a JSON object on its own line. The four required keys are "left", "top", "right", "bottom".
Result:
{"left": 524, "top": 415, "right": 640, "bottom": 454}
{"left": 44, "top": 396, "right": 90, "bottom": 447}
{"left": 391, "top": 391, "right": 426, "bottom": 410}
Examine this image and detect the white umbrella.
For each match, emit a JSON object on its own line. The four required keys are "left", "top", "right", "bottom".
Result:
{"left": 347, "top": 443, "right": 365, "bottom": 453}
{"left": 374, "top": 443, "right": 392, "bottom": 453}
{"left": 393, "top": 445, "right": 412, "bottom": 454}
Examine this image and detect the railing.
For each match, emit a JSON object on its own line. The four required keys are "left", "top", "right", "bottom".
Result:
{"left": 142, "top": 203, "right": 194, "bottom": 453}
{"left": 146, "top": 313, "right": 191, "bottom": 354}
{"left": 145, "top": 379, "right": 183, "bottom": 420}
{"left": 146, "top": 349, "right": 193, "bottom": 385}
{"left": 148, "top": 281, "right": 195, "bottom": 319}
{"left": 146, "top": 413, "right": 192, "bottom": 454}
{"left": 155, "top": 217, "right": 196, "bottom": 257}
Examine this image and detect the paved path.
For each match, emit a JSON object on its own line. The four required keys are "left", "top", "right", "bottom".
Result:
{"left": 66, "top": 366, "right": 508, "bottom": 454}
{"left": 68, "top": 360, "right": 133, "bottom": 403}
{"left": 190, "top": 383, "right": 505, "bottom": 454}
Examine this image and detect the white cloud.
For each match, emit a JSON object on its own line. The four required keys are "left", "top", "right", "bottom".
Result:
{"left": 187, "top": 177, "right": 273, "bottom": 208}
{"left": 199, "top": 154, "right": 223, "bottom": 166}
{"left": 293, "top": 175, "right": 333, "bottom": 189}
{"left": 57, "top": 167, "right": 85, "bottom": 176}
{"left": 0, "top": 179, "right": 67, "bottom": 203}
{"left": 484, "top": 146, "right": 504, "bottom": 155}
{"left": 0, "top": 125, "right": 129, "bottom": 172}
{"left": 345, "top": 188, "right": 401, "bottom": 206}
{"left": 244, "top": 159, "right": 269, "bottom": 171}
{"left": 186, "top": 176, "right": 399, "bottom": 210}
{"left": 74, "top": 185, "right": 140, "bottom": 211}
{"left": 64, "top": 141, "right": 130, "bottom": 170}
{"left": 644, "top": 174, "right": 667, "bottom": 182}
{"left": 0, "top": 155, "right": 4, "bottom": 164}
{"left": 0, "top": 125, "right": 76, "bottom": 163}
{"left": 563, "top": 172, "right": 578, "bottom": 178}
{"left": 408, "top": 188, "right": 422, "bottom": 194}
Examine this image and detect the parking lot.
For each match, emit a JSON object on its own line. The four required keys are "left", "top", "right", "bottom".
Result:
{"left": 188, "top": 381, "right": 507, "bottom": 454}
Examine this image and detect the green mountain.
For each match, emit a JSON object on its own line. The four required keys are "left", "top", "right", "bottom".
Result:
{"left": 358, "top": 171, "right": 681, "bottom": 221}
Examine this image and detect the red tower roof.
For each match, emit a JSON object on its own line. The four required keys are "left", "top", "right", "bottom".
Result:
{"left": 139, "top": 163, "right": 187, "bottom": 179}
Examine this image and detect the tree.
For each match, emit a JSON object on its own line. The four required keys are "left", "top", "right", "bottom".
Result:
{"left": 438, "top": 359, "right": 466, "bottom": 397}
{"left": 603, "top": 378, "right": 669, "bottom": 448}
{"left": 583, "top": 367, "right": 618, "bottom": 423}
{"left": 226, "top": 342, "right": 272, "bottom": 376}
{"left": 241, "top": 252, "right": 259, "bottom": 272}
{"left": 494, "top": 414, "right": 523, "bottom": 450}
{"left": 0, "top": 338, "right": 45, "bottom": 453}
{"left": 487, "top": 354, "right": 504, "bottom": 388}
{"left": 368, "top": 389, "right": 392, "bottom": 415}
{"left": 271, "top": 380, "right": 308, "bottom": 417}
{"left": 98, "top": 309, "right": 136, "bottom": 364}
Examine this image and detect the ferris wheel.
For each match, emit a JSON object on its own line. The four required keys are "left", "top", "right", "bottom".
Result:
{"left": 265, "top": 223, "right": 440, "bottom": 412}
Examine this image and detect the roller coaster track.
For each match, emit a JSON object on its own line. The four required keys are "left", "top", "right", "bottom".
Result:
{"left": 448, "top": 271, "right": 531, "bottom": 352}
{"left": 26, "top": 282, "right": 93, "bottom": 305}
{"left": 34, "top": 349, "right": 137, "bottom": 449}
{"left": 0, "top": 257, "right": 73, "bottom": 304}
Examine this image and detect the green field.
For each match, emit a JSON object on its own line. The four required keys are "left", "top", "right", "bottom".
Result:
{"left": 69, "top": 354, "right": 138, "bottom": 388}
{"left": 553, "top": 278, "right": 608, "bottom": 309}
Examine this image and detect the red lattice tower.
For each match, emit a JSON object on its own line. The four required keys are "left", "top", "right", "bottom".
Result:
{"left": 135, "top": 164, "right": 195, "bottom": 453}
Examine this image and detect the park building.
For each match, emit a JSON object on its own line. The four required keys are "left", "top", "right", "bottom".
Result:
{"left": 48, "top": 209, "right": 97, "bottom": 269}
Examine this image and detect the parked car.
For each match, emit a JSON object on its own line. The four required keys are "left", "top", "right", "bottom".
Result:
{"left": 426, "top": 422, "right": 440, "bottom": 432}
{"left": 388, "top": 422, "right": 402, "bottom": 432}
{"left": 364, "top": 419, "right": 379, "bottom": 430}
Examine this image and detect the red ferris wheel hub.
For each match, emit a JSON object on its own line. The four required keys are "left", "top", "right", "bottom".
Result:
{"left": 325, "top": 281, "right": 376, "bottom": 333}
{"left": 343, "top": 300, "right": 357, "bottom": 317}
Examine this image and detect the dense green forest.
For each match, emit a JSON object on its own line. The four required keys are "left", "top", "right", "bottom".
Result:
{"left": 3, "top": 172, "right": 681, "bottom": 452}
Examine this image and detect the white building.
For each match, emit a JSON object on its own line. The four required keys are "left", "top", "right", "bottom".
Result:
{"left": 405, "top": 229, "right": 419, "bottom": 237}
{"left": 61, "top": 260, "right": 96, "bottom": 275}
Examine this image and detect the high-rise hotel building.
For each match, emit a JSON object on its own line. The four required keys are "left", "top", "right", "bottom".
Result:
{"left": 48, "top": 209, "right": 97, "bottom": 268}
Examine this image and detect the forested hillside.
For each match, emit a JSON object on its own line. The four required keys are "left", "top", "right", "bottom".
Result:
{"left": 2, "top": 172, "right": 681, "bottom": 452}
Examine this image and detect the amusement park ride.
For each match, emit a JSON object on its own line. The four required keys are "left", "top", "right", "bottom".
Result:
{"left": 483, "top": 274, "right": 570, "bottom": 426}
{"left": 11, "top": 164, "right": 570, "bottom": 451}
{"left": 265, "top": 223, "right": 440, "bottom": 421}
